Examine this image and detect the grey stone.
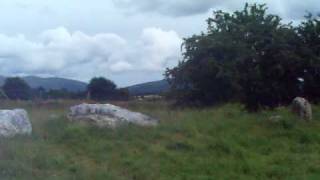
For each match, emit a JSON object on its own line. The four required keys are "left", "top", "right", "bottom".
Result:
{"left": 68, "top": 103, "right": 158, "bottom": 128}
{"left": 0, "top": 109, "right": 32, "bottom": 137}
{"left": 291, "top": 97, "right": 312, "bottom": 121}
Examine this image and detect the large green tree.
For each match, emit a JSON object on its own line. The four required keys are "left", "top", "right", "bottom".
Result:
{"left": 296, "top": 14, "right": 320, "bottom": 102}
{"left": 87, "top": 77, "right": 117, "bottom": 101}
{"left": 166, "top": 3, "right": 319, "bottom": 111}
{"left": 3, "top": 77, "right": 31, "bottom": 100}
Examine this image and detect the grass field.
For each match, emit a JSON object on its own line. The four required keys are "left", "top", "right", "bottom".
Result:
{"left": 0, "top": 100, "right": 320, "bottom": 179}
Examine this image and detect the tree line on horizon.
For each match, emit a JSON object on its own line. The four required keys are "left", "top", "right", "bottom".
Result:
{"left": 0, "top": 77, "right": 129, "bottom": 101}
{"left": 165, "top": 3, "right": 320, "bottom": 111}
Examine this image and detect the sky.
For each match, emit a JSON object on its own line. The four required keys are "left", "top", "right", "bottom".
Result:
{"left": 0, "top": 0, "right": 318, "bottom": 87}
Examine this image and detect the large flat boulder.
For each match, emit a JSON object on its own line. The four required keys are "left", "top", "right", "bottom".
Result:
{"left": 68, "top": 103, "right": 158, "bottom": 128}
{"left": 0, "top": 109, "right": 32, "bottom": 137}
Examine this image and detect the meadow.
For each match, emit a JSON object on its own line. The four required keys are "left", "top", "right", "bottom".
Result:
{"left": 0, "top": 100, "right": 320, "bottom": 179}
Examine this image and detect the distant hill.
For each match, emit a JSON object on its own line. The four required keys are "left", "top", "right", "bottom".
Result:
{"left": 127, "top": 80, "right": 170, "bottom": 96}
{"left": 0, "top": 76, "right": 170, "bottom": 94}
{"left": 0, "top": 76, "right": 87, "bottom": 92}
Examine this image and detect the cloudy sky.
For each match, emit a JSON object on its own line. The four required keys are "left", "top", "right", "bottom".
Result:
{"left": 0, "top": 0, "right": 318, "bottom": 86}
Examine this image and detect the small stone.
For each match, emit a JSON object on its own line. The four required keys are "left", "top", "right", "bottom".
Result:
{"left": 268, "top": 115, "right": 282, "bottom": 122}
{"left": 291, "top": 97, "right": 312, "bottom": 121}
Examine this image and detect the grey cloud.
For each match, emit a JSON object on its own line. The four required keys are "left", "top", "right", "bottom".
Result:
{"left": 269, "top": 1, "right": 320, "bottom": 20}
{"left": 113, "top": 0, "right": 320, "bottom": 20}
{"left": 113, "top": 0, "right": 221, "bottom": 16}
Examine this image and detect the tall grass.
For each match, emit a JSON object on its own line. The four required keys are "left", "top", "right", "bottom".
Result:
{"left": 0, "top": 100, "right": 320, "bottom": 179}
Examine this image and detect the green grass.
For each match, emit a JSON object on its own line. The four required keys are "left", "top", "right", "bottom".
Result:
{"left": 1, "top": 100, "right": 320, "bottom": 179}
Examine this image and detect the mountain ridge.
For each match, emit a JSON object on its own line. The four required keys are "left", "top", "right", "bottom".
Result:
{"left": 0, "top": 75, "right": 170, "bottom": 95}
{"left": 0, "top": 76, "right": 87, "bottom": 92}
{"left": 126, "top": 79, "right": 170, "bottom": 96}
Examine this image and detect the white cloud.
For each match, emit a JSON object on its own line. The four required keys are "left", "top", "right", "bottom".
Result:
{"left": 133, "top": 27, "right": 183, "bottom": 71}
{"left": 0, "top": 27, "right": 182, "bottom": 83}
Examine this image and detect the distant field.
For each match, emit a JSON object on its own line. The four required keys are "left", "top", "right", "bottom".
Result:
{"left": 0, "top": 100, "right": 320, "bottom": 179}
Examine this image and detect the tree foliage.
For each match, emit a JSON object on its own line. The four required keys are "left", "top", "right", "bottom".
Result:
{"left": 3, "top": 77, "right": 31, "bottom": 100}
{"left": 297, "top": 14, "right": 320, "bottom": 102}
{"left": 87, "top": 77, "right": 117, "bottom": 101}
{"left": 166, "top": 3, "right": 320, "bottom": 111}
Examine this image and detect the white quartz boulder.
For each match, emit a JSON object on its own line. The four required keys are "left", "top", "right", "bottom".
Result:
{"left": 68, "top": 103, "right": 158, "bottom": 128}
{"left": 0, "top": 109, "right": 32, "bottom": 137}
